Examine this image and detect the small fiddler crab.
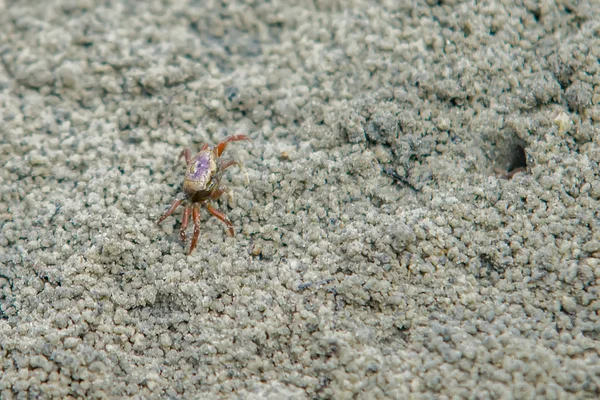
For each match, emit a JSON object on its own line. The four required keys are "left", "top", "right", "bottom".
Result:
{"left": 157, "top": 134, "right": 251, "bottom": 255}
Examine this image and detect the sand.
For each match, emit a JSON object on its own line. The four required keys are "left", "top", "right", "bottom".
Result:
{"left": 1, "top": 0, "right": 599, "bottom": 398}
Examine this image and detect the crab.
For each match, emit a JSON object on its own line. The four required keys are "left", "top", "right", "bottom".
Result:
{"left": 157, "top": 134, "right": 251, "bottom": 255}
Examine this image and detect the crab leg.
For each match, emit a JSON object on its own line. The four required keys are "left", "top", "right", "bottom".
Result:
{"left": 206, "top": 203, "right": 234, "bottom": 237}
{"left": 211, "top": 189, "right": 225, "bottom": 200}
{"left": 180, "top": 205, "right": 190, "bottom": 242}
{"left": 214, "top": 135, "right": 251, "bottom": 157}
{"left": 220, "top": 159, "right": 239, "bottom": 170}
{"left": 177, "top": 149, "right": 191, "bottom": 165}
{"left": 157, "top": 198, "right": 183, "bottom": 225}
{"left": 220, "top": 159, "right": 249, "bottom": 184}
{"left": 189, "top": 205, "right": 201, "bottom": 255}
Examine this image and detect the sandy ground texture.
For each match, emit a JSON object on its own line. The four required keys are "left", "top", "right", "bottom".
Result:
{"left": 1, "top": 0, "right": 600, "bottom": 398}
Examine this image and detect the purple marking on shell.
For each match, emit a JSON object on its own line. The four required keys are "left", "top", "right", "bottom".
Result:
{"left": 189, "top": 152, "right": 212, "bottom": 181}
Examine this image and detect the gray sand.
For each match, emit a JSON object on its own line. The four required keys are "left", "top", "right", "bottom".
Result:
{"left": 1, "top": 0, "right": 599, "bottom": 398}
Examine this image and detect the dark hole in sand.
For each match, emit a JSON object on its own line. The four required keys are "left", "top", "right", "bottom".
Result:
{"left": 507, "top": 143, "right": 527, "bottom": 173}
